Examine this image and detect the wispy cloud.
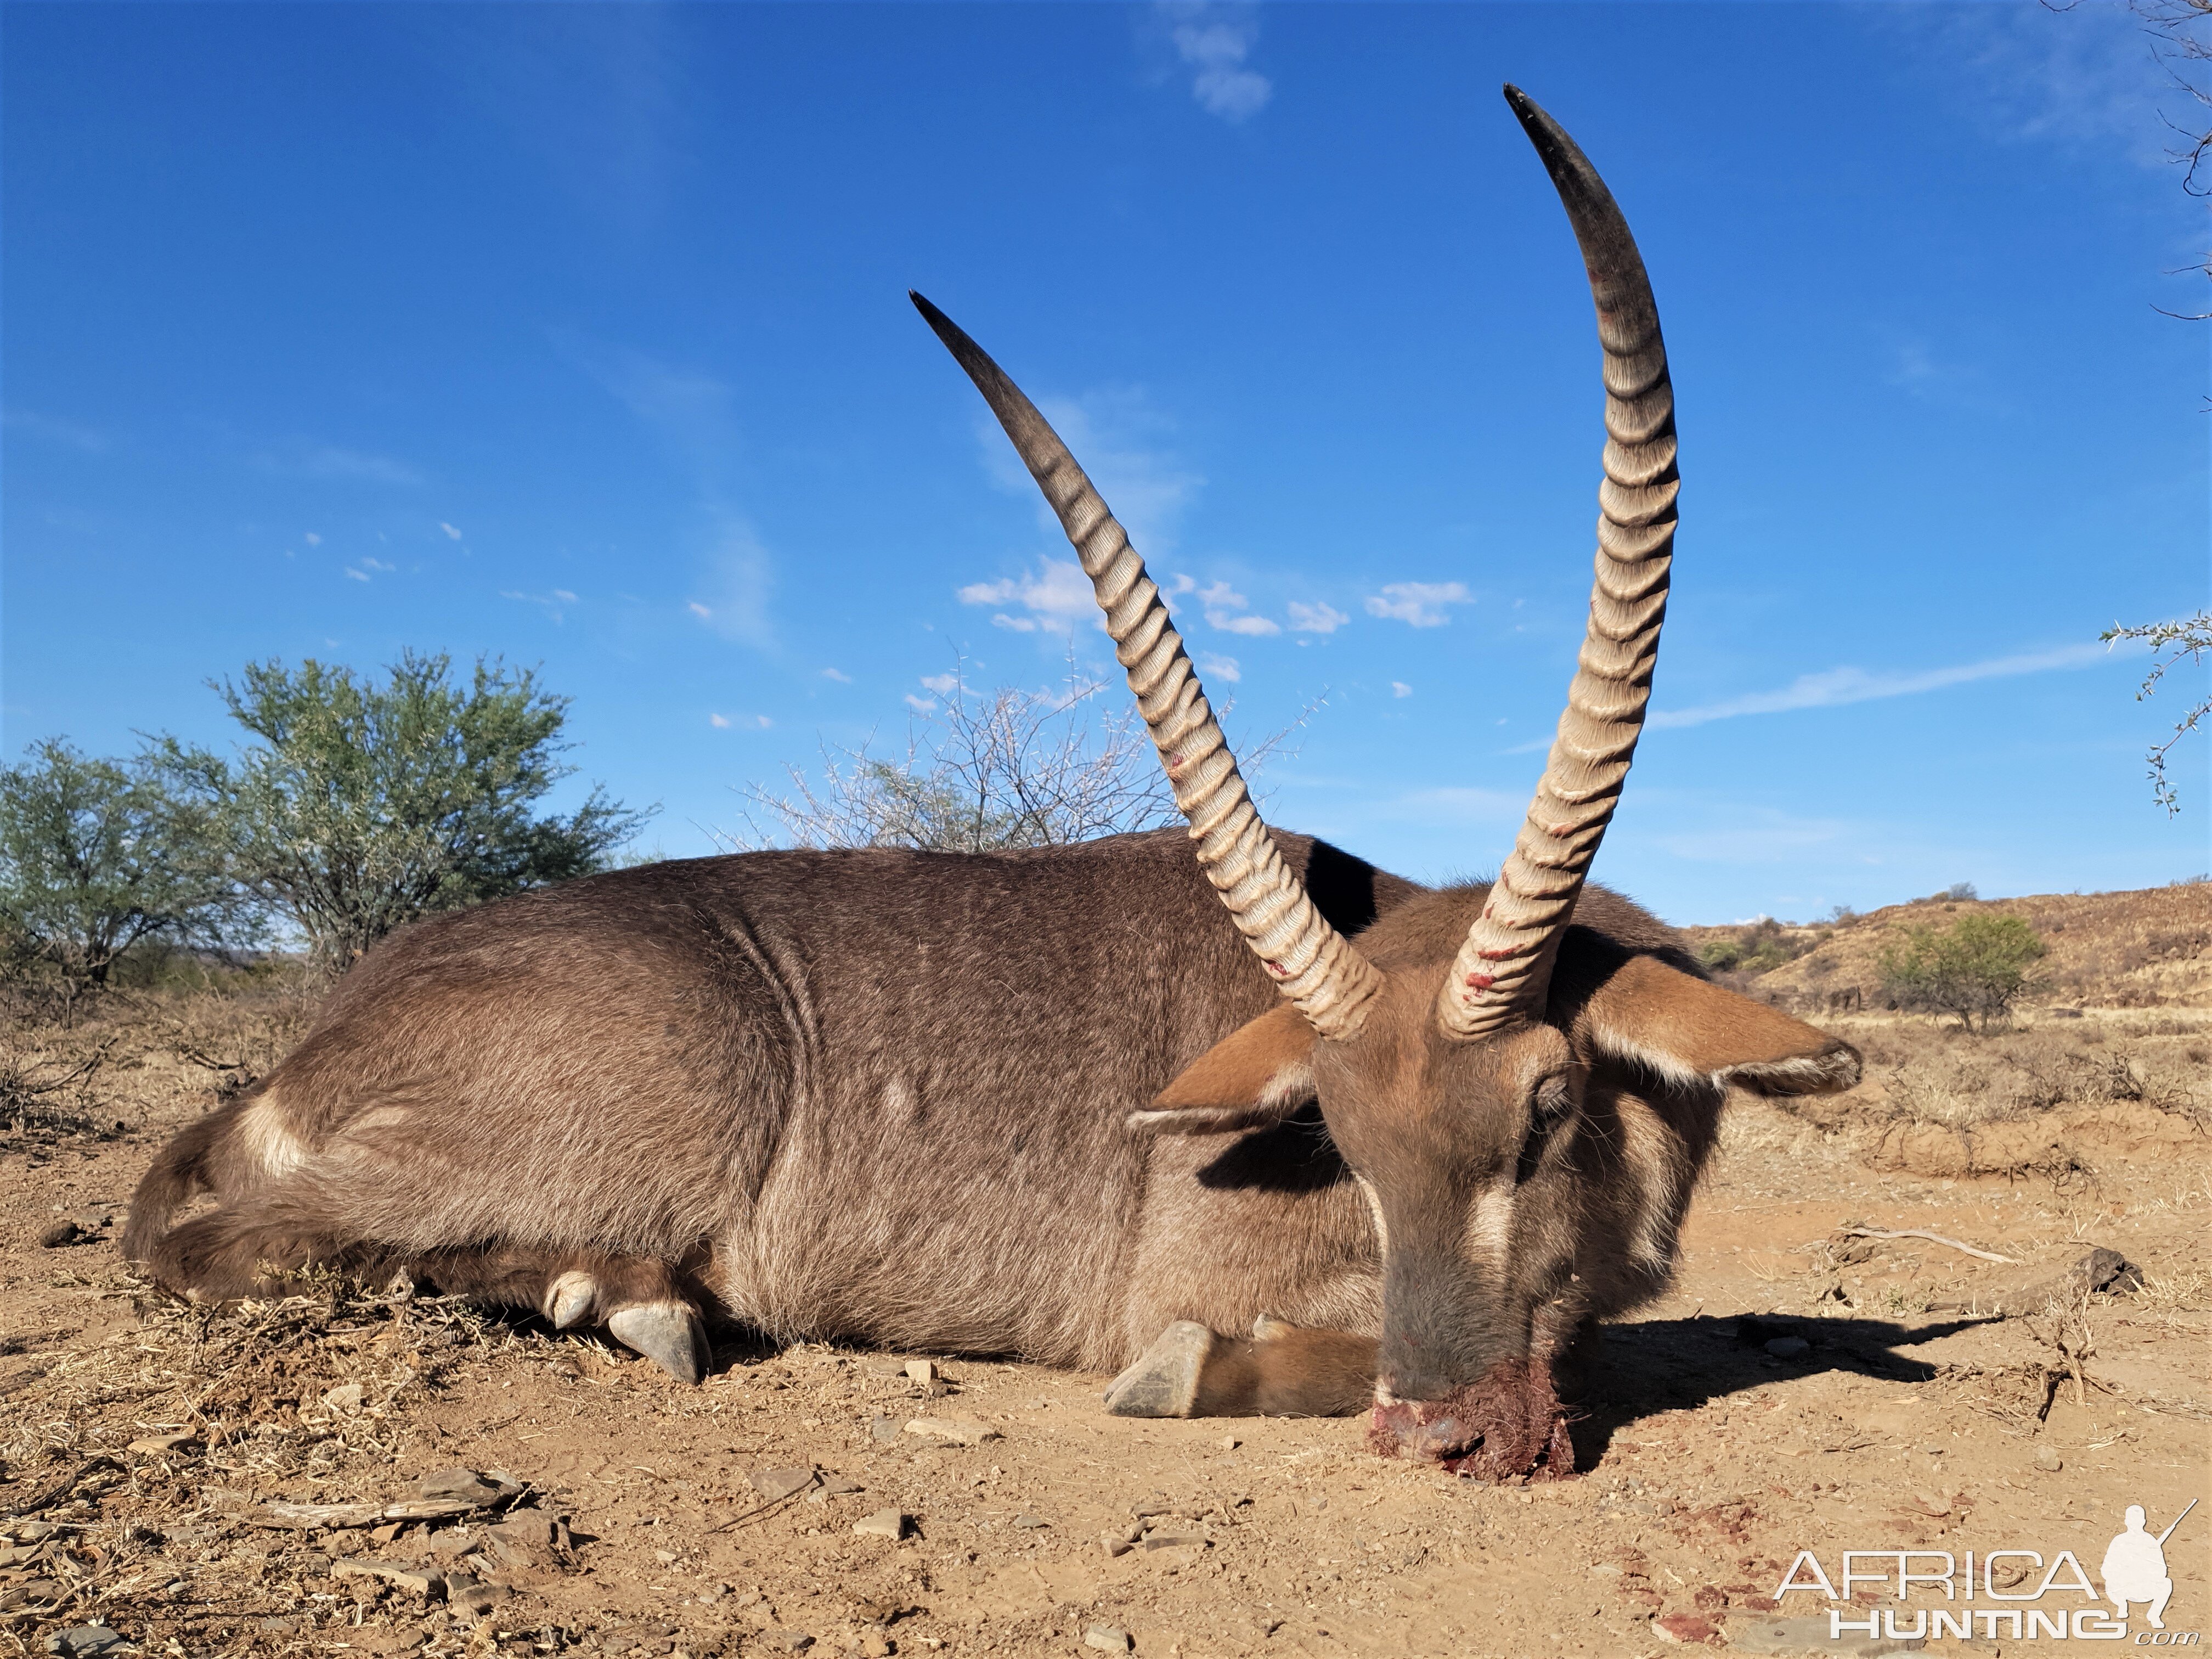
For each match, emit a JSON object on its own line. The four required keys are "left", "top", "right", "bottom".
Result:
{"left": 687, "top": 523, "right": 774, "bottom": 647}
{"left": 343, "top": 568, "right": 370, "bottom": 583}
{"left": 1653, "top": 805, "right": 1860, "bottom": 865}
{"left": 303, "top": 531, "right": 323, "bottom": 547}
{"left": 565, "top": 335, "right": 776, "bottom": 647}
{"left": 904, "top": 693, "right": 938, "bottom": 713}
{"left": 821, "top": 667, "right": 853, "bottom": 684}
{"left": 255, "top": 441, "right": 424, "bottom": 487}
{"left": 501, "top": 587, "right": 579, "bottom": 622}
{"left": 3, "top": 408, "right": 111, "bottom": 453}
{"left": 1155, "top": 1, "right": 1273, "bottom": 123}
{"left": 439, "top": 521, "right": 464, "bottom": 540}
{"left": 710, "top": 712, "right": 771, "bottom": 730}
{"left": 978, "top": 385, "right": 1203, "bottom": 562}
{"left": 1199, "top": 652, "right": 1242, "bottom": 684}
{"left": 958, "top": 556, "right": 1098, "bottom": 634}
{"left": 1365, "top": 582, "right": 1471, "bottom": 627}
{"left": 1199, "top": 580, "right": 1280, "bottom": 637}
{"left": 1880, "top": 2, "right": 2179, "bottom": 171}
{"left": 1391, "top": 681, "right": 1413, "bottom": 698}
{"left": 1651, "top": 641, "right": 2117, "bottom": 730}
{"left": 919, "top": 672, "right": 960, "bottom": 696}
{"left": 1288, "top": 601, "right": 1349, "bottom": 635}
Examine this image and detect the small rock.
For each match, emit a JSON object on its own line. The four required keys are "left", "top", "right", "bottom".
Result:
{"left": 36, "top": 1220, "right": 80, "bottom": 1249}
{"left": 449, "top": 1577, "right": 503, "bottom": 1617}
{"left": 1763, "top": 1336, "right": 1811, "bottom": 1360}
{"left": 486, "top": 1512, "right": 555, "bottom": 1550}
{"left": 854, "top": 1634, "right": 893, "bottom": 1658}
{"left": 1140, "top": 1533, "right": 1206, "bottom": 1551}
{"left": 407, "top": 1466, "right": 501, "bottom": 1505}
{"left": 862, "top": 1358, "right": 910, "bottom": 1378}
{"left": 1083, "top": 1627, "right": 1134, "bottom": 1655}
{"left": 853, "top": 1508, "right": 910, "bottom": 1540}
{"left": 258, "top": 1616, "right": 303, "bottom": 1635}
{"left": 1651, "top": 1612, "right": 1723, "bottom": 1646}
{"left": 1101, "top": 1532, "right": 1133, "bottom": 1558}
{"left": 868, "top": 1415, "right": 904, "bottom": 1444}
{"left": 125, "top": 1432, "right": 197, "bottom": 1456}
{"left": 369, "top": 1521, "right": 403, "bottom": 1543}
{"left": 902, "top": 1417, "right": 1000, "bottom": 1447}
{"left": 904, "top": 1359, "right": 938, "bottom": 1384}
{"left": 766, "top": 1632, "right": 814, "bottom": 1651}
{"left": 321, "top": 1382, "right": 366, "bottom": 1414}
{"left": 751, "top": 1465, "right": 819, "bottom": 1503}
{"left": 1218, "top": 1436, "right": 1240, "bottom": 1450}
{"left": 41, "top": 1628, "right": 132, "bottom": 1658}
{"left": 1012, "top": 1514, "right": 1048, "bottom": 1529}
{"left": 806, "top": 1477, "right": 866, "bottom": 1504}
{"left": 333, "top": 1558, "right": 445, "bottom": 1598}
{"left": 2033, "top": 1446, "right": 2064, "bottom": 1472}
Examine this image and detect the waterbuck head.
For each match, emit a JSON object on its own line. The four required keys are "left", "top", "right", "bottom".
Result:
{"left": 917, "top": 86, "right": 1858, "bottom": 1469}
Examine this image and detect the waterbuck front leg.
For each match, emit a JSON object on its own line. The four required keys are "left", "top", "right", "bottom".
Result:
{"left": 1104, "top": 1317, "right": 1377, "bottom": 1419}
{"left": 418, "top": 1248, "right": 713, "bottom": 1385}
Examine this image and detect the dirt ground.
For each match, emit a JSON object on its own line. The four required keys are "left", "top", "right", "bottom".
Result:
{"left": 2, "top": 940, "right": 2208, "bottom": 1659}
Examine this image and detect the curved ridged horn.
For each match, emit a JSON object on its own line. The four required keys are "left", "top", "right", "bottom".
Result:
{"left": 1437, "top": 86, "right": 1678, "bottom": 1041}
{"left": 912, "top": 293, "right": 1385, "bottom": 1040}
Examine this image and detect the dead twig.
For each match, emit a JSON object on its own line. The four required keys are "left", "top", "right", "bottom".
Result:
{"left": 1835, "top": 1227, "right": 2019, "bottom": 1264}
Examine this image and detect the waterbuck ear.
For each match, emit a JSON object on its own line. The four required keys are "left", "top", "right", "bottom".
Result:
{"left": 1134, "top": 1005, "right": 1318, "bottom": 1136}
{"left": 1569, "top": 953, "right": 1861, "bottom": 1097}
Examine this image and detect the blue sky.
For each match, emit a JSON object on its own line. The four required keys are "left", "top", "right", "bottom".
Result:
{"left": 4, "top": 2, "right": 2205, "bottom": 923}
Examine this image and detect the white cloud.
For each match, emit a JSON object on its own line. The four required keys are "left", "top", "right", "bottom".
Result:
{"left": 710, "top": 713, "right": 731, "bottom": 729}
{"left": 1199, "top": 580, "right": 1280, "bottom": 637}
{"left": 439, "top": 521, "right": 463, "bottom": 540}
{"left": 1288, "top": 601, "right": 1349, "bottom": 635}
{"left": 360, "top": 556, "right": 394, "bottom": 572}
{"left": 958, "top": 557, "right": 1099, "bottom": 635}
{"left": 554, "top": 588, "right": 577, "bottom": 602}
{"left": 1158, "top": 2, "right": 1272, "bottom": 123}
{"left": 1391, "top": 681, "right": 1413, "bottom": 698}
{"left": 821, "top": 667, "right": 853, "bottom": 683}
{"left": 1365, "top": 582, "right": 1471, "bottom": 627}
{"left": 344, "top": 568, "right": 370, "bottom": 583}
{"left": 1198, "top": 652, "right": 1242, "bottom": 684}
{"left": 1651, "top": 641, "right": 2119, "bottom": 730}
{"left": 920, "top": 672, "right": 961, "bottom": 696}
{"left": 303, "top": 531, "right": 322, "bottom": 547}
{"left": 710, "top": 712, "right": 770, "bottom": 730}
{"left": 905, "top": 694, "right": 938, "bottom": 713}
{"left": 687, "top": 601, "right": 713, "bottom": 619}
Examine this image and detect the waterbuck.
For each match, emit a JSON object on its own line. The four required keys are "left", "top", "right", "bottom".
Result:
{"left": 125, "top": 87, "right": 1858, "bottom": 1478}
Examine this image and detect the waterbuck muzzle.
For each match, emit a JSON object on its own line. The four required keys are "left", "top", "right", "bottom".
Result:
{"left": 917, "top": 83, "right": 1679, "bottom": 1479}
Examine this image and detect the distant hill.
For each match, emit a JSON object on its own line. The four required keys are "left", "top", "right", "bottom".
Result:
{"left": 1677, "top": 882, "right": 2212, "bottom": 1014}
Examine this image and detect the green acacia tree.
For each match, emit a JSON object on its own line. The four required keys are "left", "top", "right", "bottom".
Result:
{"left": 0, "top": 738, "right": 236, "bottom": 988}
{"left": 147, "top": 651, "right": 651, "bottom": 971}
{"left": 1877, "top": 912, "right": 2047, "bottom": 1034}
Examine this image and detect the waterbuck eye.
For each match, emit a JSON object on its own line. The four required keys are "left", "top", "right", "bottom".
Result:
{"left": 1530, "top": 1071, "right": 1576, "bottom": 1130}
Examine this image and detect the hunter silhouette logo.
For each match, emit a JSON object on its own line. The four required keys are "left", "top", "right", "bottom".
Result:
{"left": 2104, "top": 1500, "right": 2193, "bottom": 1632}
{"left": 1773, "top": 1497, "right": 2198, "bottom": 1644}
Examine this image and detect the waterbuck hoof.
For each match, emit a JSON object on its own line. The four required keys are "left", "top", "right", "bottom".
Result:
{"left": 544, "top": 1270, "right": 597, "bottom": 1330}
{"left": 1103, "top": 1320, "right": 1213, "bottom": 1418}
{"left": 608, "top": 1301, "right": 708, "bottom": 1385}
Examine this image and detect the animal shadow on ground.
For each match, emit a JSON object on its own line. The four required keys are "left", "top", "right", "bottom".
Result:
{"left": 1568, "top": 1312, "right": 1999, "bottom": 1469}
